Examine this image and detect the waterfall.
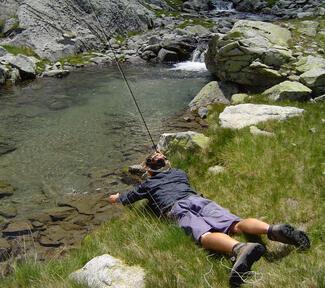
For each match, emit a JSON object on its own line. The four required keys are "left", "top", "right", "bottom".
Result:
{"left": 212, "top": 0, "right": 234, "bottom": 11}
{"left": 170, "top": 46, "right": 207, "bottom": 72}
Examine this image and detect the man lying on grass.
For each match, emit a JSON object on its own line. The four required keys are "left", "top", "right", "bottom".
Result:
{"left": 108, "top": 152, "right": 310, "bottom": 287}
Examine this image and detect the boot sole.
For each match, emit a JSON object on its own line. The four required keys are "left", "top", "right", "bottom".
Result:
{"left": 229, "top": 243, "right": 266, "bottom": 287}
{"left": 281, "top": 224, "right": 310, "bottom": 249}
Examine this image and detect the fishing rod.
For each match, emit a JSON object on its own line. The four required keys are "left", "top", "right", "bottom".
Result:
{"left": 86, "top": 0, "right": 158, "bottom": 151}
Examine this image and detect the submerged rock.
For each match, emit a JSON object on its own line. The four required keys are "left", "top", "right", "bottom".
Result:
{"left": 219, "top": 104, "right": 304, "bottom": 129}
{"left": 70, "top": 254, "right": 146, "bottom": 288}
{"left": 262, "top": 81, "right": 312, "bottom": 101}
{"left": 0, "top": 181, "right": 15, "bottom": 198}
{"left": 2, "top": 221, "right": 33, "bottom": 237}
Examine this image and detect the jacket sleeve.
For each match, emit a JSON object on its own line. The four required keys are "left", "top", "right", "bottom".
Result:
{"left": 118, "top": 183, "right": 148, "bottom": 205}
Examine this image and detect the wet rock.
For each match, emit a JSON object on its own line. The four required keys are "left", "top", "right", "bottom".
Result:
{"left": 157, "top": 48, "right": 178, "bottom": 63}
{"left": 0, "top": 207, "right": 17, "bottom": 219}
{"left": 2, "top": 221, "right": 33, "bottom": 237}
{"left": 189, "top": 81, "right": 230, "bottom": 111}
{"left": 0, "top": 140, "right": 16, "bottom": 156}
{"left": 0, "top": 181, "right": 15, "bottom": 199}
{"left": 262, "top": 81, "right": 312, "bottom": 101}
{"left": 0, "top": 238, "right": 11, "bottom": 261}
{"left": 7, "top": 55, "right": 36, "bottom": 80}
{"left": 58, "top": 193, "right": 106, "bottom": 215}
{"left": 42, "top": 69, "right": 70, "bottom": 78}
{"left": 219, "top": 104, "right": 304, "bottom": 129}
{"left": 39, "top": 225, "right": 65, "bottom": 247}
{"left": 157, "top": 131, "right": 210, "bottom": 153}
{"left": 69, "top": 254, "right": 146, "bottom": 288}
{"left": 250, "top": 126, "right": 275, "bottom": 137}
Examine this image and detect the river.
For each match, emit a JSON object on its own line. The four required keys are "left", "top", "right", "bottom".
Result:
{"left": 0, "top": 64, "right": 210, "bottom": 217}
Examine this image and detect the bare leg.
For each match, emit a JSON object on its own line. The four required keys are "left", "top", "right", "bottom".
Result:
{"left": 232, "top": 218, "right": 269, "bottom": 235}
{"left": 200, "top": 232, "right": 239, "bottom": 253}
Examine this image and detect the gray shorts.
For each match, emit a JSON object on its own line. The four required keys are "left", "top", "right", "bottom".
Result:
{"left": 169, "top": 195, "right": 241, "bottom": 243}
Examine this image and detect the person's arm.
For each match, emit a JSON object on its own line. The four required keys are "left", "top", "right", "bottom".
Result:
{"left": 108, "top": 183, "right": 148, "bottom": 205}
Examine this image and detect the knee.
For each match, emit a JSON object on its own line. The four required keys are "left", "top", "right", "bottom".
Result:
{"left": 233, "top": 218, "right": 257, "bottom": 234}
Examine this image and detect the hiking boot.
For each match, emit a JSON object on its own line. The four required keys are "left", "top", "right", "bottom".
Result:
{"left": 229, "top": 243, "right": 266, "bottom": 287}
{"left": 268, "top": 224, "right": 310, "bottom": 249}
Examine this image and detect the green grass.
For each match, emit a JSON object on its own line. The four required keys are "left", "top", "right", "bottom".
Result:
{"left": 177, "top": 18, "right": 215, "bottom": 29}
{"left": 266, "top": 0, "right": 279, "bottom": 7}
{"left": 0, "top": 101, "right": 324, "bottom": 287}
{"left": 1, "top": 45, "right": 39, "bottom": 58}
{"left": 59, "top": 53, "right": 94, "bottom": 66}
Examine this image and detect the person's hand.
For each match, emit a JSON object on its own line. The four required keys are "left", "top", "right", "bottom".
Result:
{"left": 108, "top": 193, "right": 120, "bottom": 204}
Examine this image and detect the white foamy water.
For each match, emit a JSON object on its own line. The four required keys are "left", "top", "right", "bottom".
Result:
{"left": 170, "top": 61, "right": 208, "bottom": 72}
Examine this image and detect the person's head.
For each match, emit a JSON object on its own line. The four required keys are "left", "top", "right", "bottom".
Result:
{"left": 143, "top": 151, "right": 171, "bottom": 176}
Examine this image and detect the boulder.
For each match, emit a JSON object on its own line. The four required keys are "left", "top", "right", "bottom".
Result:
{"left": 295, "top": 55, "right": 325, "bottom": 74}
{"left": 219, "top": 104, "right": 304, "bottom": 129}
{"left": 157, "top": 48, "right": 178, "bottom": 63}
{"left": 189, "top": 81, "right": 230, "bottom": 111}
{"left": 205, "top": 20, "right": 292, "bottom": 87}
{"left": 231, "top": 93, "right": 249, "bottom": 104}
{"left": 161, "top": 37, "right": 197, "bottom": 61}
{"left": 262, "top": 81, "right": 312, "bottom": 101}
{"left": 157, "top": 131, "right": 210, "bottom": 152}
{"left": 300, "top": 68, "right": 325, "bottom": 95}
{"left": 69, "top": 254, "right": 146, "bottom": 288}
{"left": 7, "top": 54, "right": 36, "bottom": 79}
{"left": 4, "top": 1, "right": 154, "bottom": 61}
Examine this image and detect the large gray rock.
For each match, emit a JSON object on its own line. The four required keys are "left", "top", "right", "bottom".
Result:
{"left": 157, "top": 131, "right": 210, "bottom": 152}
{"left": 262, "top": 81, "right": 312, "bottom": 101}
{"left": 6, "top": 54, "right": 36, "bottom": 79}
{"left": 189, "top": 81, "right": 231, "bottom": 111}
{"left": 0, "top": 0, "right": 20, "bottom": 21}
{"left": 3, "top": 0, "right": 154, "bottom": 61}
{"left": 300, "top": 68, "right": 325, "bottom": 95}
{"left": 69, "top": 254, "right": 146, "bottom": 288}
{"left": 205, "top": 20, "right": 292, "bottom": 87}
{"left": 295, "top": 55, "right": 325, "bottom": 74}
{"left": 219, "top": 104, "right": 304, "bottom": 129}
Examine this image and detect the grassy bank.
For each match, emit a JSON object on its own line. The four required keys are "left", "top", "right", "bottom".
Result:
{"left": 0, "top": 100, "right": 324, "bottom": 287}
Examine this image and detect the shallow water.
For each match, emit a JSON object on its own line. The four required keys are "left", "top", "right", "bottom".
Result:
{"left": 0, "top": 65, "right": 209, "bottom": 215}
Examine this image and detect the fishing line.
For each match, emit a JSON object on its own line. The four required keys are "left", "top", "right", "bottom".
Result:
{"left": 86, "top": 0, "right": 157, "bottom": 150}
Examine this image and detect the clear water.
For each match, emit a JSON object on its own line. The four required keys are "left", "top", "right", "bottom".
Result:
{"left": 0, "top": 65, "right": 209, "bottom": 214}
